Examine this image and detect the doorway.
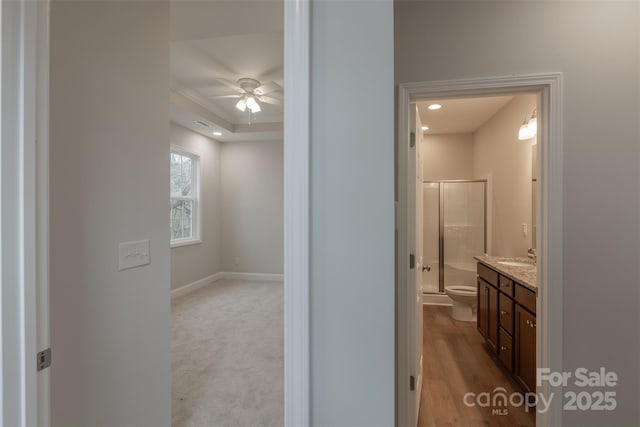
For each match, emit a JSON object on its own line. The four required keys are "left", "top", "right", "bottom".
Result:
{"left": 168, "top": 2, "right": 285, "bottom": 425}
{"left": 397, "top": 74, "right": 563, "bottom": 427}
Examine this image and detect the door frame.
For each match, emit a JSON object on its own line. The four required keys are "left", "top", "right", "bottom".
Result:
{"left": 397, "top": 73, "right": 563, "bottom": 427}
{"left": 6, "top": 0, "right": 312, "bottom": 425}
{"left": 283, "top": 0, "right": 310, "bottom": 426}
{"left": 1, "top": 0, "right": 50, "bottom": 425}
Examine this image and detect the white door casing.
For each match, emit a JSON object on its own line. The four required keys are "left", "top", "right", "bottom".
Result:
{"left": 412, "top": 104, "right": 424, "bottom": 423}
{"left": 397, "top": 74, "right": 563, "bottom": 427}
{"left": 1, "top": 0, "right": 50, "bottom": 425}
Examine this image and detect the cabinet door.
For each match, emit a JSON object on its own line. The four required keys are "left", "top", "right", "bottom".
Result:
{"left": 487, "top": 284, "right": 498, "bottom": 353}
{"left": 477, "top": 279, "right": 487, "bottom": 338}
{"left": 515, "top": 305, "right": 536, "bottom": 392}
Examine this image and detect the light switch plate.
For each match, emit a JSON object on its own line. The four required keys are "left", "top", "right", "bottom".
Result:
{"left": 118, "top": 240, "right": 150, "bottom": 271}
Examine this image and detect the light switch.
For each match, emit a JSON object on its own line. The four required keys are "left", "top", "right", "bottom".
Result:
{"left": 522, "top": 223, "right": 528, "bottom": 237}
{"left": 118, "top": 240, "right": 150, "bottom": 271}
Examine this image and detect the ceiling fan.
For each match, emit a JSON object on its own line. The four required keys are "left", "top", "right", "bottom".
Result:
{"left": 211, "top": 77, "right": 282, "bottom": 114}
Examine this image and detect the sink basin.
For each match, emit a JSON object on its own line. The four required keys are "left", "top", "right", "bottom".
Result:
{"left": 497, "top": 261, "right": 532, "bottom": 268}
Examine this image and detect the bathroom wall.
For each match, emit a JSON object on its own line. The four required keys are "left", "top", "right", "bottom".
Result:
{"left": 473, "top": 94, "right": 536, "bottom": 257}
{"left": 220, "top": 140, "right": 284, "bottom": 275}
{"left": 170, "top": 123, "right": 223, "bottom": 289}
{"left": 422, "top": 132, "right": 474, "bottom": 181}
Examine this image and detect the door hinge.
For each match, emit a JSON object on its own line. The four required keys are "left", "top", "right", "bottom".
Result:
{"left": 37, "top": 348, "right": 51, "bottom": 371}
{"left": 409, "top": 132, "right": 416, "bottom": 148}
{"left": 410, "top": 375, "right": 415, "bottom": 391}
{"left": 409, "top": 254, "right": 415, "bottom": 269}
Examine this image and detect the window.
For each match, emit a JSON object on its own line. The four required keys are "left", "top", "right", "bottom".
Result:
{"left": 170, "top": 146, "right": 201, "bottom": 247}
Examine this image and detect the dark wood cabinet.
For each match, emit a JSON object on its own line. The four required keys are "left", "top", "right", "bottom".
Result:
{"left": 499, "top": 327, "right": 513, "bottom": 371}
{"left": 477, "top": 262, "right": 536, "bottom": 393}
{"left": 477, "top": 279, "right": 488, "bottom": 338}
{"left": 477, "top": 278, "right": 498, "bottom": 353}
{"left": 515, "top": 304, "right": 536, "bottom": 392}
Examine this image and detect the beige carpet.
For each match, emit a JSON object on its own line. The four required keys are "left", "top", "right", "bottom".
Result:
{"left": 171, "top": 279, "right": 284, "bottom": 427}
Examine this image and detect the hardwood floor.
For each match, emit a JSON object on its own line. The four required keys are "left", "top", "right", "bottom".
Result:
{"left": 418, "top": 305, "right": 535, "bottom": 427}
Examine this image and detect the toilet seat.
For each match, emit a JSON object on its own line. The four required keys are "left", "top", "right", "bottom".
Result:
{"left": 445, "top": 285, "right": 477, "bottom": 296}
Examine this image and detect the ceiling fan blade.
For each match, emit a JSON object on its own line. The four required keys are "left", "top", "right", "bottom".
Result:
{"left": 215, "top": 78, "right": 243, "bottom": 92}
{"left": 257, "top": 95, "right": 282, "bottom": 106}
{"left": 209, "top": 94, "right": 242, "bottom": 99}
{"left": 254, "top": 81, "right": 282, "bottom": 96}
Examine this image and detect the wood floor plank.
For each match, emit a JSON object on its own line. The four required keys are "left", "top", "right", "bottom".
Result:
{"left": 418, "top": 305, "right": 535, "bottom": 427}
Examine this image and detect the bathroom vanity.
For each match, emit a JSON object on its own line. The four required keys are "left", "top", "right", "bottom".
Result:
{"left": 475, "top": 255, "right": 537, "bottom": 393}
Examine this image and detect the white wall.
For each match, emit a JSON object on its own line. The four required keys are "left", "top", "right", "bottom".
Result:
{"left": 170, "top": 123, "right": 223, "bottom": 289}
{"left": 50, "top": 2, "right": 171, "bottom": 426}
{"left": 310, "top": 0, "right": 395, "bottom": 425}
{"left": 422, "top": 133, "right": 474, "bottom": 181}
{"left": 473, "top": 94, "right": 536, "bottom": 257}
{"left": 396, "top": 2, "right": 639, "bottom": 426}
{"left": 221, "top": 140, "right": 283, "bottom": 274}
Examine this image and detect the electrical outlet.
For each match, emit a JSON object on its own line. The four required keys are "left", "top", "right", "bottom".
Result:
{"left": 522, "top": 223, "right": 528, "bottom": 237}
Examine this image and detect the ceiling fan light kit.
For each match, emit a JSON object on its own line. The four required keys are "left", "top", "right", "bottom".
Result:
{"left": 214, "top": 77, "right": 282, "bottom": 119}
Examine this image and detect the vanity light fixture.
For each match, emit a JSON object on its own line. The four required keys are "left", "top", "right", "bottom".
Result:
{"left": 422, "top": 125, "right": 429, "bottom": 131}
{"left": 213, "top": 131, "right": 222, "bottom": 136}
{"left": 518, "top": 109, "right": 537, "bottom": 141}
{"left": 428, "top": 104, "right": 442, "bottom": 110}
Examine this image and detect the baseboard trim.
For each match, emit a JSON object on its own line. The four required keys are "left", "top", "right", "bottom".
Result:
{"left": 221, "top": 272, "right": 284, "bottom": 283}
{"left": 171, "top": 272, "right": 224, "bottom": 300}
{"left": 171, "top": 271, "right": 284, "bottom": 299}
{"left": 422, "top": 293, "right": 452, "bottom": 306}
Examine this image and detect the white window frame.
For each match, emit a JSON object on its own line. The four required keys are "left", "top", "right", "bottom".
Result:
{"left": 170, "top": 145, "right": 201, "bottom": 248}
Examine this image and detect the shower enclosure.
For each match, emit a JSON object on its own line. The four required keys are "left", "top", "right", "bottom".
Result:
{"left": 422, "top": 180, "right": 487, "bottom": 294}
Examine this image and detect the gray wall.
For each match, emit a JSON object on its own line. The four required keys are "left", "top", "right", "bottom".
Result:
{"left": 311, "top": 0, "right": 395, "bottom": 425}
{"left": 170, "top": 123, "right": 223, "bottom": 289}
{"left": 221, "top": 140, "right": 284, "bottom": 275}
{"left": 396, "top": 2, "right": 639, "bottom": 426}
{"left": 473, "top": 94, "right": 536, "bottom": 257}
{"left": 422, "top": 133, "right": 474, "bottom": 181}
{"left": 50, "top": 1, "right": 171, "bottom": 426}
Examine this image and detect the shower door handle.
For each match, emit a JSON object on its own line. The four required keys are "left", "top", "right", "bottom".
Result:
{"left": 422, "top": 265, "right": 431, "bottom": 272}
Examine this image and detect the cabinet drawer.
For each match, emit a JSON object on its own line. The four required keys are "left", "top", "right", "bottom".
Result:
{"left": 477, "top": 263, "right": 498, "bottom": 287}
{"left": 499, "top": 327, "right": 513, "bottom": 372}
{"left": 499, "top": 275, "right": 514, "bottom": 296}
{"left": 499, "top": 293, "right": 514, "bottom": 335}
{"left": 515, "top": 284, "right": 536, "bottom": 314}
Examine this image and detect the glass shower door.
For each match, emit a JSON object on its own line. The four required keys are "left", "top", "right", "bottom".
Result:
{"left": 442, "top": 181, "right": 486, "bottom": 289}
{"left": 422, "top": 183, "right": 440, "bottom": 293}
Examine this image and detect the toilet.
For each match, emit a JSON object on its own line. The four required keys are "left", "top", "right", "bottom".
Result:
{"left": 445, "top": 285, "right": 477, "bottom": 322}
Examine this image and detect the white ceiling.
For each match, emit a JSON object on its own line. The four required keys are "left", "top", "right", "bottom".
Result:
{"left": 417, "top": 96, "right": 514, "bottom": 135}
{"left": 170, "top": 0, "right": 284, "bottom": 142}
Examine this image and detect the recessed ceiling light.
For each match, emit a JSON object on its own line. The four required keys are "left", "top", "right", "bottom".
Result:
{"left": 422, "top": 126, "right": 429, "bottom": 131}
{"left": 194, "top": 120, "right": 209, "bottom": 127}
{"left": 213, "top": 132, "right": 222, "bottom": 136}
{"left": 428, "top": 104, "right": 442, "bottom": 110}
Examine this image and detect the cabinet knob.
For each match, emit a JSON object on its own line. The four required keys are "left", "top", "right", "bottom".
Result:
{"left": 500, "top": 345, "right": 508, "bottom": 351}
{"left": 531, "top": 322, "right": 536, "bottom": 328}
{"left": 525, "top": 319, "right": 530, "bottom": 326}
{"left": 500, "top": 310, "right": 508, "bottom": 315}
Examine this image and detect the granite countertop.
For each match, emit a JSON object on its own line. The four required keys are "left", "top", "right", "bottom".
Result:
{"left": 473, "top": 255, "right": 537, "bottom": 293}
